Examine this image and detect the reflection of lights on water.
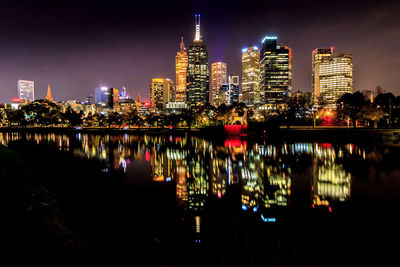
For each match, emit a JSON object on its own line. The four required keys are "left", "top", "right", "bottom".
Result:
{"left": 195, "top": 216, "right": 201, "bottom": 233}
{"left": 261, "top": 215, "right": 276, "bottom": 223}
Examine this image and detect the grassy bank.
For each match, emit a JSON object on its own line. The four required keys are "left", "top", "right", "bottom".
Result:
{"left": 0, "top": 144, "right": 91, "bottom": 266}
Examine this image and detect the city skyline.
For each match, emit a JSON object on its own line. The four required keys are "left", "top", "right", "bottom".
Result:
{"left": 0, "top": 0, "right": 399, "bottom": 102}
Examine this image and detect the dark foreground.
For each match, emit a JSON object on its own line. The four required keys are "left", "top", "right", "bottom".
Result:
{"left": 1, "top": 132, "right": 400, "bottom": 266}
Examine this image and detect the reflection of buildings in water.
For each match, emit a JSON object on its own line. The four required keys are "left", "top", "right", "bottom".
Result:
{"left": 240, "top": 151, "right": 263, "bottom": 210}
{"left": 211, "top": 157, "right": 227, "bottom": 198}
{"left": 176, "top": 164, "right": 188, "bottom": 206}
{"left": 187, "top": 155, "right": 209, "bottom": 213}
{"left": 262, "top": 165, "right": 291, "bottom": 208}
{"left": 312, "top": 144, "right": 351, "bottom": 207}
{"left": 0, "top": 133, "right": 360, "bottom": 212}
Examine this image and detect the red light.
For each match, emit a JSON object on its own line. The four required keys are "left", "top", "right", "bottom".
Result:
{"left": 144, "top": 101, "right": 150, "bottom": 107}
{"left": 224, "top": 139, "right": 242, "bottom": 147}
{"left": 328, "top": 207, "right": 332, "bottom": 213}
{"left": 145, "top": 151, "right": 151, "bottom": 162}
{"left": 12, "top": 97, "right": 21, "bottom": 103}
{"left": 224, "top": 125, "right": 243, "bottom": 135}
{"left": 312, "top": 204, "right": 315, "bottom": 209}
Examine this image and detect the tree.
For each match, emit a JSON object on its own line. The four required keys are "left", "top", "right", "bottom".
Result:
{"left": 362, "top": 105, "right": 386, "bottom": 128}
{"left": 374, "top": 93, "right": 395, "bottom": 127}
{"left": 62, "top": 107, "right": 83, "bottom": 127}
{"left": 107, "top": 112, "right": 123, "bottom": 128}
{"left": 336, "top": 92, "right": 367, "bottom": 128}
{"left": 5, "top": 109, "right": 26, "bottom": 127}
{"left": 281, "top": 94, "right": 312, "bottom": 128}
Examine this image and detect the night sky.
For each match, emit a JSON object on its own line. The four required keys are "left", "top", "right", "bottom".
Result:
{"left": 0, "top": 0, "right": 399, "bottom": 102}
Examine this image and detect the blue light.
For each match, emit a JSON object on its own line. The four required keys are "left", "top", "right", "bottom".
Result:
{"left": 242, "top": 47, "right": 248, "bottom": 53}
{"left": 261, "top": 214, "right": 276, "bottom": 223}
{"left": 262, "top": 36, "right": 277, "bottom": 43}
{"left": 253, "top": 206, "right": 258, "bottom": 212}
{"left": 166, "top": 177, "right": 171, "bottom": 182}
{"left": 282, "top": 163, "right": 285, "bottom": 168}
{"left": 242, "top": 205, "right": 248, "bottom": 211}
{"left": 253, "top": 46, "right": 258, "bottom": 50}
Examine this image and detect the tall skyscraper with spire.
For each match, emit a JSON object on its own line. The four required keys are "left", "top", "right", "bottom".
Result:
{"left": 175, "top": 37, "right": 188, "bottom": 102}
{"left": 45, "top": 84, "right": 53, "bottom": 102}
{"left": 186, "top": 14, "right": 209, "bottom": 107}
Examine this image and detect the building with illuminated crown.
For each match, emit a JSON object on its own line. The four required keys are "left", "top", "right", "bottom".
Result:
{"left": 150, "top": 78, "right": 174, "bottom": 110}
{"left": 17, "top": 80, "right": 34, "bottom": 101}
{"left": 228, "top": 75, "right": 239, "bottom": 105}
{"left": 187, "top": 14, "right": 209, "bottom": 107}
{"left": 241, "top": 47, "right": 260, "bottom": 106}
{"left": 259, "top": 36, "right": 292, "bottom": 109}
{"left": 312, "top": 48, "right": 353, "bottom": 109}
{"left": 175, "top": 37, "right": 188, "bottom": 102}
{"left": 211, "top": 62, "right": 227, "bottom": 106}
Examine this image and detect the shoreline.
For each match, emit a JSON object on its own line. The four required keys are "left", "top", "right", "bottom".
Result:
{"left": 1, "top": 126, "right": 400, "bottom": 144}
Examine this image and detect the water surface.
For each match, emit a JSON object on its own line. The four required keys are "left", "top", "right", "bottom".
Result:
{"left": 1, "top": 132, "right": 399, "bottom": 266}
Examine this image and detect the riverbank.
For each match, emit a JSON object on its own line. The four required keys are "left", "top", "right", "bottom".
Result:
{"left": 1, "top": 125, "right": 400, "bottom": 144}
{"left": 0, "top": 143, "right": 91, "bottom": 266}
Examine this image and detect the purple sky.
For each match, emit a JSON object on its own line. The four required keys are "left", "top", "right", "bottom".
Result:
{"left": 0, "top": 0, "right": 399, "bottom": 102}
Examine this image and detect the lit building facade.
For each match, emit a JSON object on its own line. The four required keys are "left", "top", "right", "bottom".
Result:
{"left": 95, "top": 87, "right": 119, "bottom": 108}
{"left": 187, "top": 14, "right": 209, "bottom": 107}
{"left": 17, "top": 80, "right": 34, "bottom": 101}
{"left": 312, "top": 48, "right": 353, "bottom": 109}
{"left": 229, "top": 75, "right": 240, "bottom": 105}
{"left": 211, "top": 62, "right": 227, "bottom": 106}
{"left": 175, "top": 37, "right": 188, "bottom": 102}
{"left": 241, "top": 47, "right": 260, "bottom": 106}
{"left": 260, "top": 36, "right": 292, "bottom": 109}
{"left": 150, "top": 78, "right": 174, "bottom": 110}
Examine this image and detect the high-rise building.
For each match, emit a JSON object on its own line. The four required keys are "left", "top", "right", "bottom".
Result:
{"left": 17, "top": 80, "right": 34, "bottom": 101}
{"left": 175, "top": 37, "right": 188, "bottom": 103}
{"left": 228, "top": 75, "right": 240, "bottom": 105}
{"left": 95, "top": 87, "right": 119, "bottom": 108}
{"left": 216, "top": 84, "right": 229, "bottom": 107}
{"left": 211, "top": 62, "right": 227, "bottom": 106}
{"left": 259, "top": 36, "right": 292, "bottom": 109}
{"left": 187, "top": 14, "right": 209, "bottom": 107}
{"left": 95, "top": 87, "right": 109, "bottom": 106}
{"left": 86, "top": 94, "right": 93, "bottom": 105}
{"left": 312, "top": 48, "right": 353, "bottom": 109}
{"left": 150, "top": 78, "right": 174, "bottom": 110}
{"left": 109, "top": 88, "right": 119, "bottom": 108}
{"left": 241, "top": 47, "right": 260, "bottom": 106}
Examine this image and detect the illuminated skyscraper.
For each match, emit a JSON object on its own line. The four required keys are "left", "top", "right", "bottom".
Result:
{"left": 211, "top": 62, "right": 227, "bottom": 106}
{"left": 241, "top": 47, "right": 260, "bottom": 106}
{"left": 187, "top": 14, "right": 209, "bottom": 107}
{"left": 260, "top": 36, "right": 292, "bottom": 109}
{"left": 228, "top": 75, "right": 239, "bottom": 105}
{"left": 312, "top": 48, "right": 353, "bottom": 109}
{"left": 150, "top": 78, "right": 174, "bottom": 109}
{"left": 175, "top": 37, "right": 188, "bottom": 102}
{"left": 17, "top": 80, "right": 34, "bottom": 101}
{"left": 95, "top": 87, "right": 119, "bottom": 108}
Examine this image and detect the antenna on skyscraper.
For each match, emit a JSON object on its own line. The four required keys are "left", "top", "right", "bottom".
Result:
{"left": 194, "top": 14, "right": 201, "bottom": 42}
